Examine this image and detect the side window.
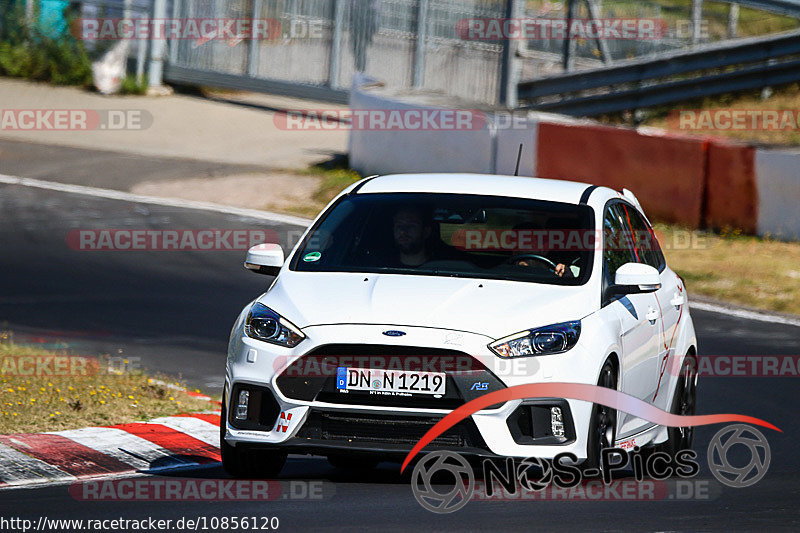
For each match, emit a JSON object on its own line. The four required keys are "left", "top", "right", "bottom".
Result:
{"left": 602, "top": 204, "right": 636, "bottom": 293}
{"left": 621, "top": 204, "right": 666, "bottom": 272}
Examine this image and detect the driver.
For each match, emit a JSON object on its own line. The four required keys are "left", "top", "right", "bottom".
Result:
{"left": 510, "top": 221, "right": 572, "bottom": 277}
{"left": 392, "top": 207, "right": 431, "bottom": 267}
{"left": 514, "top": 257, "right": 570, "bottom": 277}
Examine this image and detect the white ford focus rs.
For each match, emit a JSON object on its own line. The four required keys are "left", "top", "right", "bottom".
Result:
{"left": 221, "top": 173, "right": 698, "bottom": 477}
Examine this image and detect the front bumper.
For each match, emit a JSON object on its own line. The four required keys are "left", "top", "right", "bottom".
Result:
{"left": 225, "top": 323, "right": 600, "bottom": 461}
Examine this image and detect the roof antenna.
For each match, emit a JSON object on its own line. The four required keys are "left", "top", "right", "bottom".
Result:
{"left": 514, "top": 143, "right": 523, "bottom": 176}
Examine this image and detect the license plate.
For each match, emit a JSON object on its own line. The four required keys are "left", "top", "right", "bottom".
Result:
{"left": 336, "top": 367, "right": 446, "bottom": 396}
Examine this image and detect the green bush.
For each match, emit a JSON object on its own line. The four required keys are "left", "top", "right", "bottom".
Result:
{"left": 0, "top": 2, "right": 92, "bottom": 86}
{"left": 120, "top": 74, "right": 148, "bottom": 95}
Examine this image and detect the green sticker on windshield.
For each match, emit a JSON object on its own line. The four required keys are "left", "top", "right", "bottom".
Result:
{"left": 303, "top": 251, "right": 322, "bottom": 262}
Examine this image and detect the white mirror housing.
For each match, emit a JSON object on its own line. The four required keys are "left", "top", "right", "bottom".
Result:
{"left": 613, "top": 262, "right": 661, "bottom": 293}
{"left": 245, "top": 243, "right": 285, "bottom": 276}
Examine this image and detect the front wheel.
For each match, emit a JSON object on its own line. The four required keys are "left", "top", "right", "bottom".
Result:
{"left": 584, "top": 359, "right": 618, "bottom": 475}
{"left": 220, "top": 394, "right": 287, "bottom": 478}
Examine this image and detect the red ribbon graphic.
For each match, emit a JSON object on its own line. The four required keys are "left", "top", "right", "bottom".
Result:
{"left": 401, "top": 382, "right": 781, "bottom": 472}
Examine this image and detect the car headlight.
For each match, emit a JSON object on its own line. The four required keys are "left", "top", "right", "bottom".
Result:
{"left": 489, "top": 321, "right": 581, "bottom": 358}
{"left": 244, "top": 303, "right": 305, "bottom": 348}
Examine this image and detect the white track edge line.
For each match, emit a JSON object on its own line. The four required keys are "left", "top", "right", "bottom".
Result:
{"left": 690, "top": 301, "right": 800, "bottom": 328}
{"left": 0, "top": 174, "right": 313, "bottom": 227}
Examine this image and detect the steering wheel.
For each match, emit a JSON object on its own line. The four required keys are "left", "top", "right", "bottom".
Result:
{"left": 505, "top": 254, "right": 557, "bottom": 272}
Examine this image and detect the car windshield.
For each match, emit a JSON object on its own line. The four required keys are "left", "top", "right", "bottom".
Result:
{"left": 291, "top": 193, "right": 595, "bottom": 285}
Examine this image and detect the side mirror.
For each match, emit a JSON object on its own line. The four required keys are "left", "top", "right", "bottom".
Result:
{"left": 244, "top": 243, "right": 284, "bottom": 276}
{"left": 607, "top": 262, "right": 661, "bottom": 297}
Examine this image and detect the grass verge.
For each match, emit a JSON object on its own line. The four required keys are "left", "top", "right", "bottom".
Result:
{"left": 656, "top": 224, "right": 800, "bottom": 315}
{"left": 0, "top": 336, "right": 214, "bottom": 434}
{"left": 285, "top": 160, "right": 362, "bottom": 218}
{"left": 639, "top": 83, "right": 800, "bottom": 146}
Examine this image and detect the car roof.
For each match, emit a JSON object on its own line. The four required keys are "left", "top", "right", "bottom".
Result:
{"left": 355, "top": 173, "right": 596, "bottom": 205}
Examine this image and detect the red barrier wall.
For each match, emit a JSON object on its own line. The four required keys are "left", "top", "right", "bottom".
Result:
{"left": 705, "top": 142, "right": 757, "bottom": 233}
{"left": 536, "top": 122, "right": 706, "bottom": 226}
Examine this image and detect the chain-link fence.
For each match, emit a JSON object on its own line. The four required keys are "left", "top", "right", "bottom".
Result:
{"left": 167, "top": 0, "right": 507, "bottom": 103}
{"left": 3, "top": 0, "right": 796, "bottom": 105}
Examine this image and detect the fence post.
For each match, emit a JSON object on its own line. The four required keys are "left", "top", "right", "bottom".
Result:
{"left": 692, "top": 0, "right": 703, "bottom": 46}
{"left": 728, "top": 3, "right": 739, "bottom": 38}
{"left": 248, "top": 0, "right": 263, "bottom": 77}
{"left": 562, "top": 0, "right": 577, "bottom": 71}
{"left": 329, "top": 0, "right": 345, "bottom": 88}
{"left": 136, "top": 0, "right": 149, "bottom": 83}
{"left": 586, "top": 0, "right": 610, "bottom": 64}
{"left": 499, "top": 0, "right": 520, "bottom": 107}
{"left": 170, "top": 0, "right": 181, "bottom": 65}
{"left": 148, "top": 0, "right": 168, "bottom": 88}
{"left": 413, "top": 0, "right": 429, "bottom": 88}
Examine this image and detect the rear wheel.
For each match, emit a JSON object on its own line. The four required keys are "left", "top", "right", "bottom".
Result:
{"left": 585, "top": 359, "right": 618, "bottom": 475}
{"left": 659, "top": 355, "right": 697, "bottom": 456}
{"left": 220, "top": 393, "right": 287, "bottom": 478}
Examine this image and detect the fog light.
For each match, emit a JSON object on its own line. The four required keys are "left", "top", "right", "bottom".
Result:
{"left": 550, "top": 406, "right": 564, "bottom": 438}
{"left": 235, "top": 390, "right": 249, "bottom": 420}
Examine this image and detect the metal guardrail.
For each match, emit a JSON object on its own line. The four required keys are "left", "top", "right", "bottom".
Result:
{"left": 731, "top": 0, "right": 800, "bottom": 17}
{"left": 518, "top": 29, "right": 800, "bottom": 115}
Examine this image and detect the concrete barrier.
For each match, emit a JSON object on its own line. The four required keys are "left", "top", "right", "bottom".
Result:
{"left": 348, "top": 75, "right": 494, "bottom": 175}
{"left": 348, "top": 74, "right": 541, "bottom": 177}
{"left": 494, "top": 117, "right": 539, "bottom": 177}
{"left": 755, "top": 148, "right": 800, "bottom": 240}
{"left": 705, "top": 142, "right": 757, "bottom": 233}
{"left": 535, "top": 122, "right": 706, "bottom": 227}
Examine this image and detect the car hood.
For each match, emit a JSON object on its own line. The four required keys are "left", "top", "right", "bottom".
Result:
{"left": 259, "top": 271, "right": 594, "bottom": 340}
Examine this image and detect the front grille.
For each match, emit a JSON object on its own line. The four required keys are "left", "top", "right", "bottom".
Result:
{"left": 296, "top": 410, "right": 485, "bottom": 449}
{"left": 275, "top": 343, "right": 506, "bottom": 409}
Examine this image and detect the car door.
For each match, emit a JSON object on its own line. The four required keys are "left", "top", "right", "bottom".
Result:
{"left": 602, "top": 202, "right": 661, "bottom": 438}
{"left": 620, "top": 204, "right": 685, "bottom": 410}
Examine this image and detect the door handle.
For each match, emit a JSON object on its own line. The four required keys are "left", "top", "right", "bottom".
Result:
{"left": 646, "top": 307, "right": 660, "bottom": 324}
{"left": 670, "top": 293, "right": 685, "bottom": 308}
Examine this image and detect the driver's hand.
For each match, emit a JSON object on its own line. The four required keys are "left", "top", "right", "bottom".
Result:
{"left": 555, "top": 263, "right": 566, "bottom": 277}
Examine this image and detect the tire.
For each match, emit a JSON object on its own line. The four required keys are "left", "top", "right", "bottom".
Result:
{"left": 220, "top": 394, "right": 287, "bottom": 478}
{"left": 658, "top": 355, "right": 697, "bottom": 456}
{"left": 327, "top": 454, "right": 380, "bottom": 471}
{"left": 584, "top": 359, "right": 618, "bottom": 475}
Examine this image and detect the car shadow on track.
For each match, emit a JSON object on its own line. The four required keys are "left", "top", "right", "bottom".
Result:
{"left": 153, "top": 456, "right": 413, "bottom": 485}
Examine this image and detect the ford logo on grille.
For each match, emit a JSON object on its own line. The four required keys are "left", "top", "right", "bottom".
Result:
{"left": 382, "top": 330, "right": 406, "bottom": 337}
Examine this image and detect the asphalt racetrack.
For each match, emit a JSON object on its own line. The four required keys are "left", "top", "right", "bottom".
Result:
{"left": 1, "top": 181, "right": 798, "bottom": 531}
